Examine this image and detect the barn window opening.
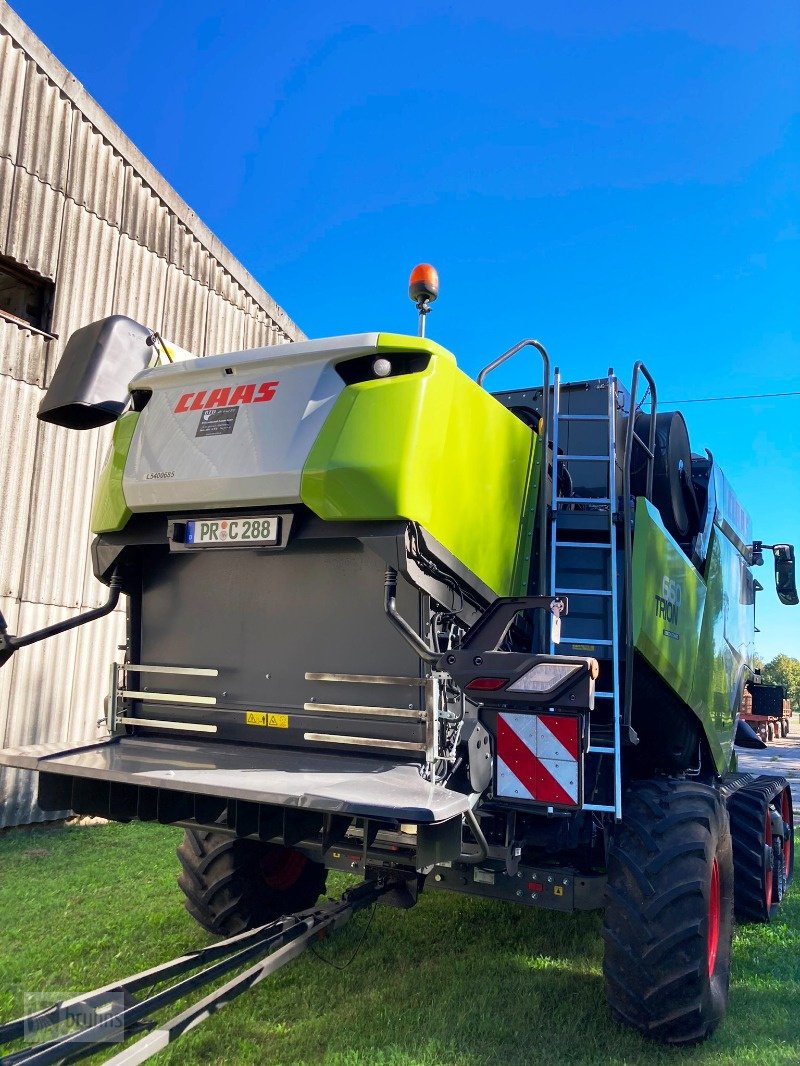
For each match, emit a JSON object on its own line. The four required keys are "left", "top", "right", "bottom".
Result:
{"left": 0, "top": 256, "right": 56, "bottom": 337}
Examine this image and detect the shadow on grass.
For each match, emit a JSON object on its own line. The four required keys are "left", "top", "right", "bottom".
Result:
{"left": 167, "top": 885, "right": 800, "bottom": 1066}
{"left": 3, "top": 825, "right": 799, "bottom": 1066}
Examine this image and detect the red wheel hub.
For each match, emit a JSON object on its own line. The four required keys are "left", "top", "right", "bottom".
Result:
{"left": 259, "top": 847, "right": 307, "bottom": 892}
{"left": 708, "top": 857, "right": 720, "bottom": 978}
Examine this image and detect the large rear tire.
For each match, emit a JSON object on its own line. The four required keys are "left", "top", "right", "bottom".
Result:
{"left": 728, "top": 776, "right": 794, "bottom": 923}
{"left": 177, "top": 830, "right": 327, "bottom": 937}
{"left": 602, "top": 779, "right": 734, "bottom": 1044}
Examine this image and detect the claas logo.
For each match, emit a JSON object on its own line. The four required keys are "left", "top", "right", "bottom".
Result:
{"left": 174, "top": 381, "right": 279, "bottom": 413}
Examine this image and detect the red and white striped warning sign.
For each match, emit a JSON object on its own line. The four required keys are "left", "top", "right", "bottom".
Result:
{"left": 496, "top": 713, "right": 580, "bottom": 807}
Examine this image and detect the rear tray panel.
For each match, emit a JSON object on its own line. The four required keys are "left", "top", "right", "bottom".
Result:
{"left": 131, "top": 538, "right": 427, "bottom": 753}
{"left": 0, "top": 737, "right": 470, "bottom": 823}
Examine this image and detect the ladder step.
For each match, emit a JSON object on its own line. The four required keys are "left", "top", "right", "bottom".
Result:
{"left": 582, "top": 802, "right": 616, "bottom": 813}
{"left": 556, "top": 496, "right": 612, "bottom": 505}
{"left": 558, "top": 414, "right": 608, "bottom": 422}
{"left": 561, "top": 637, "right": 614, "bottom": 646}
{"left": 557, "top": 454, "right": 613, "bottom": 462}
{"left": 594, "top": 691, "right": 615, "bottom": 699}
{"left": 555, "top": 541, "right": 613, "bottom": 550}
{"left": 554, "top": 587, "right": 612, "bottom": 597}
{"left": 588, "top": 746, "right": 615, "bottom": 755}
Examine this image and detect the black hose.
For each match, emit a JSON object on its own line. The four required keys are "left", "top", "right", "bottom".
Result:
{"left": 383, "top": 567, "right": 438, "bottom": 664}
{"left": 3, "top": 572, "right": 122, "bottom": 653}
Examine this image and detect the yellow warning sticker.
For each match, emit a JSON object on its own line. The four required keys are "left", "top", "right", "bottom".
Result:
{"left": 553, "top": 885, "right": 564, "bottom": 897}
{"left": 246, "top": 711, "right": 289, "bottom": 728}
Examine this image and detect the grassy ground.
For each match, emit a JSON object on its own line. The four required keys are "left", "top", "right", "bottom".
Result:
{"left": 1, "top": 822, "right": 798, "bottom": 1065}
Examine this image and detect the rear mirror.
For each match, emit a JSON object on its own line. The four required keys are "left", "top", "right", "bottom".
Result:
{"left": 734, "top": 717, "right": 767, "bottom": 750}
{"left": 38, "top": 316, "right": 153, "bottom": 429}
{"left": 773, "top": 544, "right": 798, "bottom": 606}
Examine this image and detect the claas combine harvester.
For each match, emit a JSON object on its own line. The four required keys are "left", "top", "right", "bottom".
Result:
{"left": 0, "top": 265, "right": 796, "bottom": 1049}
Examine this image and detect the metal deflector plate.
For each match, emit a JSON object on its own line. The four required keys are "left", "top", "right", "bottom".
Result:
{"left": 0, "top": 737, "right": 469, "bottom": 824}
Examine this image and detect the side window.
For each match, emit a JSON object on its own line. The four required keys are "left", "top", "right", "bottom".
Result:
{"left": 0, "top": 255, "right": 55, "bottom": 336}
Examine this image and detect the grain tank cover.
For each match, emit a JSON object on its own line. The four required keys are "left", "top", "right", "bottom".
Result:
{"left": 120, "top": 334, "right": 385, "bottom": 512}
{"left": 38, "top": 315, "right": 153, "bottom": 429}
{"left": 92, "top": 331, "right": 537, "bottom": 596}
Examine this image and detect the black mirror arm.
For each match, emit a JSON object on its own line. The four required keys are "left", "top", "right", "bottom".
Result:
{"left": 0, "top": 573, "right": 122, "bottom": 669}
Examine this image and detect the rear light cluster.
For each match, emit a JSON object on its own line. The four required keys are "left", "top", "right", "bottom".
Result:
{"left": 466, "top": 662, "right": 582, "bottom": 695}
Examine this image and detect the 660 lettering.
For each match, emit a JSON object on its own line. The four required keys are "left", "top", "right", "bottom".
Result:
{"left": 174, "top": 380, "right": 279, "bottom": 413}
{"left": 654, "top": 575, "right": 682, "bottom": 625}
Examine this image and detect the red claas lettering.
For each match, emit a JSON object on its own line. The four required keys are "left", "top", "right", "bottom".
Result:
{"left": 174, "top": 381, "right": 279, "bottom": 413}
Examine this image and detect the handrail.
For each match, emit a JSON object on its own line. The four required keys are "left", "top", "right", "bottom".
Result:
{"left": 477, "top": 340, "right": 551, "bottom": 613}
{"left": 622, "top": 362, "right": 657, "bottom": 731}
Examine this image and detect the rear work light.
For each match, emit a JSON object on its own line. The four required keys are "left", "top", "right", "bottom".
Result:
{"left": 507, "top": 662, "right": 582, "bottom": 694}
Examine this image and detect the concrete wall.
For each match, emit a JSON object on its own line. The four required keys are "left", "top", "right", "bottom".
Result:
{"left": 0, "top": 2, "right": 303, "bottom": 825}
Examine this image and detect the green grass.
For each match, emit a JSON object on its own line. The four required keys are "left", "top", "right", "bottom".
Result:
{"left": 1, "top": 823, "right": 799, "bottom": 1065}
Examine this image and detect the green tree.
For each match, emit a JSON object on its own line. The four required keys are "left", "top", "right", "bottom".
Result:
{"left": 761, "top": 654, "right": 800, "bottom": 712}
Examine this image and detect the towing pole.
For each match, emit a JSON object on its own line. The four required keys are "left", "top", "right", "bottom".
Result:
{"left": 0, "top": 878, "right": 393, "bottom": 1065}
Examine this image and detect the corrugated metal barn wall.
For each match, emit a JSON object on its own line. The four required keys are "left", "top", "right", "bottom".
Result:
{"left": 0, "top": 3, "right": 304, "bottom": 826}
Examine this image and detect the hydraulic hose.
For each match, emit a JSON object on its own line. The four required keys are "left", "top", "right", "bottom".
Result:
{"left": 383, "top": 567, "right": 438, "bottom": 665}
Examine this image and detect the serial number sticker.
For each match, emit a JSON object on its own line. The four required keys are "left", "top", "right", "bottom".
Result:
{"left": 268, "top": 713, "right": 289, "bottom": 729}
{"left": 246, "top": 711, "right": 267, "bottom": 726}
{"left": 196, "top": 405, "right": 239, "bottom": 437}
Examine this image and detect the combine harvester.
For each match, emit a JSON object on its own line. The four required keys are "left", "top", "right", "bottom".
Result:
{"left": 0, "top": 266, "right": 796, "bottom": 1058}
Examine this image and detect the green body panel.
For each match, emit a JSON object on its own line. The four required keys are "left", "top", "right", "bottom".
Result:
{"left": 690, "top": 528, "right": 754, "bottom": 758}
{"left": 509, "top": 437, "right": 543, "bottom": 596}
{"left": 632, "top": 499, "right": 707, "bottom": 700}
{"left": 632, "top": 498, "right": 754, "bottom": 773}
{"left": 301, "top": 334, "right": 538, "bottom": 596}
{"left": 91, "top": 412, "right": 139, "bottom": 533}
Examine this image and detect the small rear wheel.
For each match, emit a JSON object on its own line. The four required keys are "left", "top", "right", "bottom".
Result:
{"left": 729, "top": 777, "right": 794, "bottom": 922}
{"left": 177, "top": 830, "right": 327, "bottom": 936}
{"left": 602, "top": 778, "right": 734, "bottom": 1044}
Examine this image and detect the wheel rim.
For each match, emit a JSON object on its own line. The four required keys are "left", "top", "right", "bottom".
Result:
{"left": 781, "top": 789, "right": 792, "bottom": 873}
{"left": 708, "top": 857, "right": 720, "bottom": 977}
{"left": 259, "top": 846, "right": 307, "bottom": 892}
{"left": 764, "top": 806, "right": 774, "bottom": 911}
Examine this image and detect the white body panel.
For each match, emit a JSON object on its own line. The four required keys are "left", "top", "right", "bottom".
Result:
{"left": 123, "top": 334, "right": 381, "bottom": 510}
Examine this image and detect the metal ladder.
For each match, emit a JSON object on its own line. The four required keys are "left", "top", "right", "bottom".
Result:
{"left": 548, "top": 370, "right": 623, "bottom": 818}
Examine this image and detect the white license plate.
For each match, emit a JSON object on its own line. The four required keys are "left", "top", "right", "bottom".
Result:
{"left": 185, "top": 516, "right": 280, "bottom": 547}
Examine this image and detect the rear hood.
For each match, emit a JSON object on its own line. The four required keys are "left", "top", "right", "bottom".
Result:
{"left": 123, "top": 334, "right": 381, "bottom": 511}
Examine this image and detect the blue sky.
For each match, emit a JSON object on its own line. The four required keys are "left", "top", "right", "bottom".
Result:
{"left": 15, "top": 0, "right": 800, "bottom": 658}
